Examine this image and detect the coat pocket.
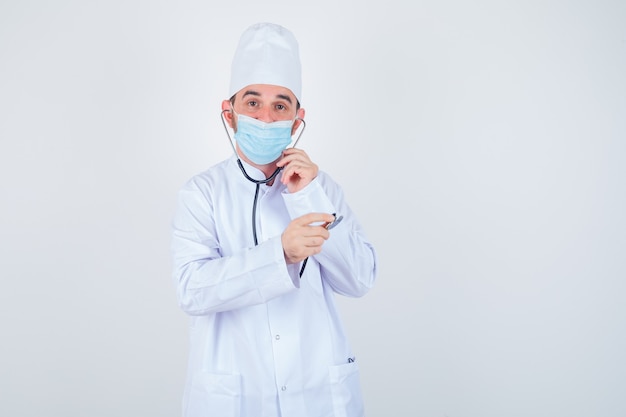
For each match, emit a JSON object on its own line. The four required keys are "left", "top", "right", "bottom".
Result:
{"left": 184, "top": 372, "right": 241, "bottom": 417}
{"left": 329, "top": 362, "right": 365, "bottom": 417}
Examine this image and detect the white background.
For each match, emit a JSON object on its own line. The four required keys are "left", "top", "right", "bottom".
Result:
{"left": 1, "top": 1, "right": 625, "bottom": 416}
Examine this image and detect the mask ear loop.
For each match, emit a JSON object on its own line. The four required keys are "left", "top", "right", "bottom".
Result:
{"left": 291, "top": 118, "right": 306, "bottom": 149}
{"left": 221, "top": 109, "right": 239, "bottom": 156}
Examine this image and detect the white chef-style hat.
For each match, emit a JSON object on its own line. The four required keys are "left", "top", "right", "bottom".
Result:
{"left": 229, "top": 22, "right": 302, "bottom": 102}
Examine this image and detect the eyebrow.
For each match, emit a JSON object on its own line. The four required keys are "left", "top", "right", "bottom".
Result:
{"left": 276, "top": 94, "right": 293, "bottom": 104}
{"left": 241, "top": 89, "right": 293, "bottom": 105}
{"left": 242, "top": 90, "right": 261, "bottom": 99}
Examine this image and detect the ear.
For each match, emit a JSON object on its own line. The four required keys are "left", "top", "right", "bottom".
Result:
{"left": 292, "top": 107, "right": 306, "bottom": 134}
{"left": 221, "top": 99, "right": 234, "bottom": 128}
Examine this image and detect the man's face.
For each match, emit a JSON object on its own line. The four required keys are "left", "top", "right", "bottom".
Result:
{"left": 231, "top": 84, "right": 302, "bottom": 127}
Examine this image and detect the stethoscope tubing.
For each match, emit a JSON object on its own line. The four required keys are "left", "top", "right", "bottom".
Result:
{"left": 220, "top": 109, "right": 309, "bottom": 276}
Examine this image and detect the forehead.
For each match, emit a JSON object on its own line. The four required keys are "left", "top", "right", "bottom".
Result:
{"left": 236, "top": 84, "right": 297, "bottom": 103}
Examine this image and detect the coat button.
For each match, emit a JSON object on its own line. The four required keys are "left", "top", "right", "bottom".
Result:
{"left": 281, "top": 386, "right": 287, "bottom": 391}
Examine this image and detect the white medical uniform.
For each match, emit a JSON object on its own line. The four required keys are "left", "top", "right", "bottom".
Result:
{"left": 171, "top": 155, "right": 377, "bottom": 417}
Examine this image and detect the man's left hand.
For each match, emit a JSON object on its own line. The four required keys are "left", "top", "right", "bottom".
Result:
{"left": 277, "top": 148, "right": 318, "bottom": 193}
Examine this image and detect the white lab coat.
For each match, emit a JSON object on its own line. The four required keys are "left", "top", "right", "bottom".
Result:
{"left": 171, "top": 155, "right": 377, "bottom": 417}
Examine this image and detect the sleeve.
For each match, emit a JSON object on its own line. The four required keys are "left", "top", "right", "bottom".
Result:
{"left": 282, "top": 175, "right": 377, "bottom": 297}
{"left": 171, "top": 179, "right": 298, "bottom": 316}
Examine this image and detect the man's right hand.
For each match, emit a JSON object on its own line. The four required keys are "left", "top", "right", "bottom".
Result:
{"left": 281, "top": 212, "right": 336, "bottom": 264}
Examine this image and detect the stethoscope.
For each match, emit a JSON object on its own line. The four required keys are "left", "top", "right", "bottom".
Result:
{"left": 220, "top": 109, "right": 309, "bottom": 275}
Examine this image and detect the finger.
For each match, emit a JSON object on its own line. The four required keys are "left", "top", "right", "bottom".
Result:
{"left": 294, "top": 212, "right": 336, "bottom": 227}
{"left": 277, "top": 155, "right": 309, "bottom": 169}
{"left": 282, "top": 161, "right": 316, "bottom": 179}
{"left": 313, "top": 229, "right": 331, "bottom": 241}
{"left": 277, "top": 148, "right": 311, "bottom": 166}
{"left": 281, "top": 164, "right": 307, "bottom": 182}
{"left": 299, "top": 225, "right": 330, "bottom": 239}
{"left": 297, "top": 234, "right": 323, "bottom": 246}
{"left": 282, "top": 147, "right": 307, "bottom": 157}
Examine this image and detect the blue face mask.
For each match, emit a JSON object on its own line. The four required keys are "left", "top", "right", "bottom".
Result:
{"left": 234, "top": 113, "right": 294, "bottom": 165}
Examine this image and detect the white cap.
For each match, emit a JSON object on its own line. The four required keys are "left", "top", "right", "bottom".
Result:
{"left": 229, "top": 22, "right": 302, "bottom": 102}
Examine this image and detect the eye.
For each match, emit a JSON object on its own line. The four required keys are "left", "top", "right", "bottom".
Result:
{"left": 246, "top": 100, "right": 258, "bottom": 108}
{"left": 275, "top": 104, "right": 287, "bottom": 111}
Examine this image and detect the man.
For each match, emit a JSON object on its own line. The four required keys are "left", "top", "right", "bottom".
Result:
{"left": 171, "top": 22, "right": 377, "bottom": 417}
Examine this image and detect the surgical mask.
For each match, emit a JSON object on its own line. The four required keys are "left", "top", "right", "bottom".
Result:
{"left": 234, "top": 113, "right": 294, "bottom": 165}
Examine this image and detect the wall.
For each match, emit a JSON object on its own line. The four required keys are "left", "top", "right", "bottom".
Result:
{"left": 1, "top": 1, "right": 624, "bottom": 416}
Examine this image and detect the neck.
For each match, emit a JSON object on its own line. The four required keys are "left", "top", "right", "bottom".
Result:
{"left": 236, "top": 151, "right": 281, "bottom": 185}
{"left": 258, "top": 164, "right": 280, "bottom": 180}
{"left": 236, "top": 149, "right": 279, "bottom": 181}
